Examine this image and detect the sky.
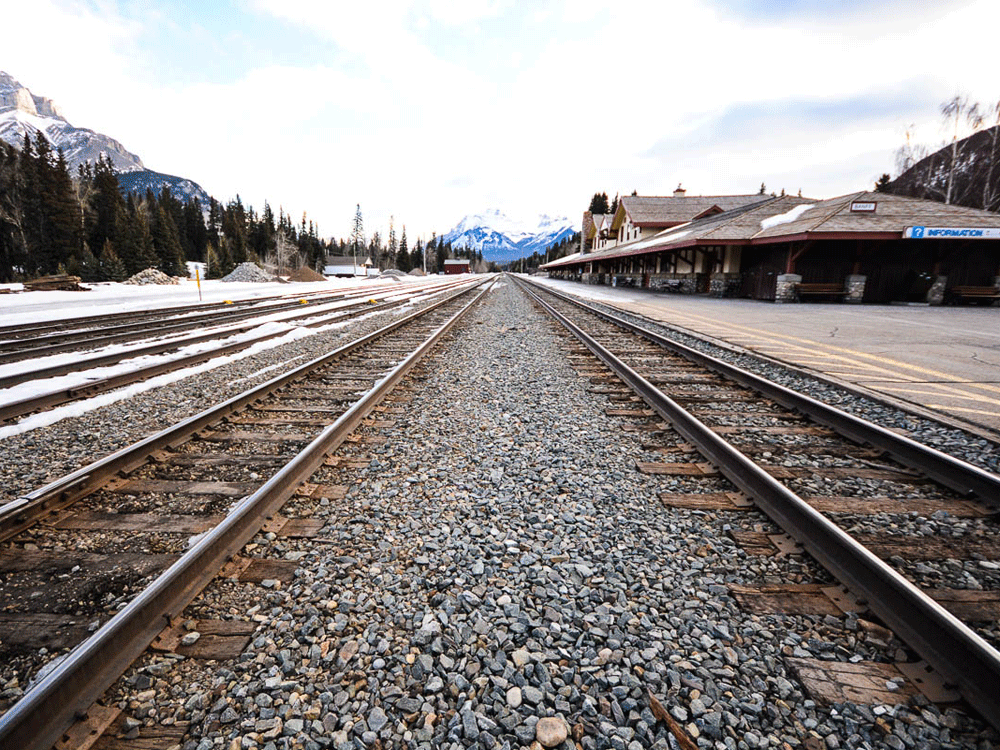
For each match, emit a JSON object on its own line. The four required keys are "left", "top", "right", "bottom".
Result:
{"left": 4, "top": 0, "right": 999, "bottom": 241}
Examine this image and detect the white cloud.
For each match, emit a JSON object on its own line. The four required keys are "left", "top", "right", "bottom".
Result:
{"left": 5, "top": 0, "right": 999, "bottom": 241}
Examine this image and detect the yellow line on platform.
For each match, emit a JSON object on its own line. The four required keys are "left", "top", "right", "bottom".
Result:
{"left": 886, "top": 388, "right": 1000, "bottom": 404}
{"left": 927, "top": 405, "right": 1000, "bottom": 417}
{"left": 636, "top": 305, "right": 1000, "bottom": 400}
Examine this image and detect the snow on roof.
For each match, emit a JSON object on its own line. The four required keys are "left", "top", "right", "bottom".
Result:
{"left": 759, "top": 203, "right": 817, "bottom": 231}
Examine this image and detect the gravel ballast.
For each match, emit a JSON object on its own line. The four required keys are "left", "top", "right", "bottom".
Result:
{"left": 535, "top": 282, "right": 1000, "bottom": 476}
{"left": 0, "top": 289, "right": 458, "bottom": 505}
{"left": 97, "top": 280, "right": 994, "bottom": 749}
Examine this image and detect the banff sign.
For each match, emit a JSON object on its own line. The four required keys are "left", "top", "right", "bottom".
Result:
{"left": 905, "top": 226, "right": 1000, "bottom": 239}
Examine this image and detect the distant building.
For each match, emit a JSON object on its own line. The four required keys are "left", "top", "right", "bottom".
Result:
{"left": 444, "top": 259, "right": 471, "bottom": 274}
{"left": 324, "top": 255, "right": 375, "bottom": 277}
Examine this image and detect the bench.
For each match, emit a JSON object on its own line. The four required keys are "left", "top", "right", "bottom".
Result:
{"left": 947, "top": 285, "right": 1000, "bottom": 305}
{"left": 797, "top": 283, "right": 847, "bottom": 301}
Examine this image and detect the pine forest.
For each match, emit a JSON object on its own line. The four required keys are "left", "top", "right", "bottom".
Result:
{"left": 0, "top": 132, "right": 496, "bottom": 284}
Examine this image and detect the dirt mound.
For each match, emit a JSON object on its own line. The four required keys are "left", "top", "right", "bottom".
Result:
{"left": 287, "top": 265, "right": 327, "bottom": 282}
{"left": 123, "top": 268, "right": 179, "bottom": 285}
{"left": 408, "top": 268, "right": 426, "bottom": 276}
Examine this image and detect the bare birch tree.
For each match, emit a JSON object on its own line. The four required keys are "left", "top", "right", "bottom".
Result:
{"left": 941, "top": 95, "right": 982, "bottom": 204}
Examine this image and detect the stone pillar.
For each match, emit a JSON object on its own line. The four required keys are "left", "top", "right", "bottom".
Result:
{"left": 844, "top": 274, "right": 866, "bottom": 303}
{"left": 710, "top": 272, "right": 741, "bottom": 298}
{"left": 926, "top": 275, "right": 947, "bottom": 305}
{"left": 775, "top": 273, "right": 801, "bottom": 303}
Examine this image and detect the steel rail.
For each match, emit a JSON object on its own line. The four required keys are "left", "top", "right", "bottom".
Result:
{"left": 0, "top": 276, "right": 466, "bottom": 366}
{"left": 0, "top": 296, "right": 330, "bottom": 360}
{"left": 0, "top": 277, "right": 492, "bottom": 750}
{"left": 515, "top": 275, "right": 1000, "bottom": 732}
{"left": 0, "top": 295, "right": 268, "bottom": 340}
{"left": 0, "top": 277, "right": 487, "bottom": 541}
{"left": 0, "top": 280, "right": 468, "bottom": 422}
{"left": 0, "top": 296, "right": 378, "bottom": 391}
{"left": 0, "top": 285, "right": 352, "bottom": 340}
{"left": 520, "top": 278, "right": 1000, "bottom": 507}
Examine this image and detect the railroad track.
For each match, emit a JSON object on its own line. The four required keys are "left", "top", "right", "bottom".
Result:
{"left": 0, "top": 278, "right": 468, "bottom": 424}
{"left": 0, "top": 284, "right": 354, "bottom": 343}
{"left": 0, "top": 276, "right": 491, "bottom": 750}
{"left": 0, "top": 278, "right": 449, "bottom": 362}
{"left": 513, "top": 274, "right": 1000, "bottom": 731}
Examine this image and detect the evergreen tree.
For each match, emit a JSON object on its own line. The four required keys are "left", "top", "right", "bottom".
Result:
{"left": 87, "top": 156, "right": 126, "bottom": 257}
{"left": 588, "top": 192, "right": 610, "bottom": 214}
{"left": 121, "top": 196, "right": 158, "bottom": 275}
{"left": 150, "top": 198, "right": 186, "bottom": 276}
{"left": 397, "top": 226, "right": 411, "bottom": 271}
{"left": 411, "top": 238, "right": 423, "bottom": 271}
{"left": 349, "top": 203, "right": 364, "bottom": 262}
{"left": 387, "top": 216, "right": 397, "bottom": 269}
{"left": 875, "top": 173, "right": 891, "bottom": 192}
{"left": 0, "top": 142, "right": 26, "bottom": 282}
{"left": 207, "top": 198, "right": 222, "bottom": 251}
{"left": 48, "top": 148, "right": 84, "bottom": 266}
{"left": 183, "top": 198, "right": 207, "bottom": 261}
{"left": 100, "top": 239, "right": 127, "bottom": 281}
{"left": 435, "top": 240, "right": 447, "bottom": 273}
{"left": 76, "top": 244, "right": 102, "bottom": 281}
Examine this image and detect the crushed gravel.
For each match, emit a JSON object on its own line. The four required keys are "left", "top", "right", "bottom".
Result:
{"left": 545, "top": 285, "right": 1000, "bottom": 476}
{"left": 99, "top": 280, "right": 994, "bottom": 749}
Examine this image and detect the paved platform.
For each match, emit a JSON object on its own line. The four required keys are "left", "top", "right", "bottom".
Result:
{"left": 535, "top": 277, "right": 1000, "bottom": 437}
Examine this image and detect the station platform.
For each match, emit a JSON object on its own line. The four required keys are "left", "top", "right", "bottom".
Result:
{"left": 534, "top": 277, "right": 1000, "bottom": 438}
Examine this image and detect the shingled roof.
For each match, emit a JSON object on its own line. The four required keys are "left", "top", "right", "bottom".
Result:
{"left": 542, "top": 190, "right": 1000, "bottom": 270}
{"left": 612, "top": 194, "right": 771, "bottom": 230}
{"left": 754, "top": 191, "right": 1000, "bottom": 239}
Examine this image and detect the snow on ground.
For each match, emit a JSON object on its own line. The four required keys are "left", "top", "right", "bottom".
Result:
{"left": 0, "top": 275, "right": 425, "bottom": 328}
{"left": 0, "top": 292, "right": 393, "bottom": 380}
{"left": 0, "top": 304, "right": 404, "bottom": 439}
{"left": 0, "top": 276, "right": 451, "bottom": 438}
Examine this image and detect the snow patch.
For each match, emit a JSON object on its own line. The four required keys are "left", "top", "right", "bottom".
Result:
{"left": 760, "top": 203, "right": 816, "bottom": 231}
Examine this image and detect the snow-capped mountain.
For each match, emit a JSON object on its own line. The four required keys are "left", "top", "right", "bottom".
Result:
{"left": 0, "top": 71, "right": 210, "bottom": 205}
{"left": 443, "top": 209, "right": 576, "bottom": 262}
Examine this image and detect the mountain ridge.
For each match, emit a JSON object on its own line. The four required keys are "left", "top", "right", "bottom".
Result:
{"left": 442, "top": 209, "right": 575, "bottom": 262}
{"left": 0, "top": 71, "right": 211, "bottom": 206}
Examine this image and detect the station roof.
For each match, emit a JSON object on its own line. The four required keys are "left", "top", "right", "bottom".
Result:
{"left": 542, "top": 192, "right": 1000, "bottom": 270}
{"left": 611, "top": 194, "right": 772, "bottom": 230}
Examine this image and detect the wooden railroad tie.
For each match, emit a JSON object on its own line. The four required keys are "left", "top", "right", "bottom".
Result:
{"left": 729, "top": 530, "right": 1000, "bottom": 561}
{"left": 659, "top": 493, "right": 991, "bottom": 518}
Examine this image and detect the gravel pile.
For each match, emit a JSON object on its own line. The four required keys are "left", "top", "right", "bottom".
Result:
{"left": 106, "top": 282, "right": 991, "bottom": 749}
{"left": 221, "top": 263, "right": 277, "bottom": 283}
{"left": 123, "top": 268, "right": 179, "bottom": 285}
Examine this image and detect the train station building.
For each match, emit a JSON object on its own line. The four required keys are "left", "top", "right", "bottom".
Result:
{"left": 545, "top": 191, "right": 1000, "bottom": 304}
